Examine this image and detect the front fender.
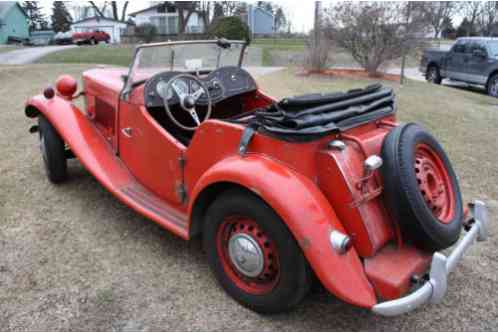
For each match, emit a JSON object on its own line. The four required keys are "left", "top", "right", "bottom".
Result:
{"left": 189, "top": 154, "right": 377, "bottom": 309}
{"left": 25, "top": 95, "right": 133, "bottom": 191}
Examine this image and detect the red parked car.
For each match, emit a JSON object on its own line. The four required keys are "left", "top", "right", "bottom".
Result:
{"left": 25, "top": 40, "right": 489, "bottom": 315}
{"left": 72, "top": 30, "right": 110, "bottom": 45}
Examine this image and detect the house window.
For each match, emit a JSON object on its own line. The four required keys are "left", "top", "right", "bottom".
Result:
{"left": 151, "top": 16, "right": 178, "bottom": 34}
{"left": 167, "top": 16, "right": 177, "bottom": 34}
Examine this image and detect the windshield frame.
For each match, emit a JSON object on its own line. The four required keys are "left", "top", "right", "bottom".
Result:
{"left": 121, "top": 39, "right": 248, "bottom": 100}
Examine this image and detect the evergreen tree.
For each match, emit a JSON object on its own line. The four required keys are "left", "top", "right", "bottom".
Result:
{"left": 51, "top": 1, "right": 72, "bottom": 32}
{"left": 441, "top": 16, "right": 455, "bottom": 39}
{"left": 22, "top": 1, "right": 46, "bottom": 31}
{"left": 457, "top": 18, "right": 476, "bottom": 38}
{"left": 274, "top": 7, "right": 287, "bottom": 32}
{"left": 213, "top": 2, "right": 224, "bottom": 20}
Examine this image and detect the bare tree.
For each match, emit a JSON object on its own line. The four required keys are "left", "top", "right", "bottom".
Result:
{"left": 89, "top": 1, "right": 129, "bottom": 21}
{"left": 420, "top": 1, "right": 456, "bottom": 39}
{"left": 326, "top": 2, "right": 428, "bottom": 77}
{"left": 478, "top": 1, "right": 498, "bottom": 36}
{"left": 459, "top": 1, "right": 482, "bottom": 35}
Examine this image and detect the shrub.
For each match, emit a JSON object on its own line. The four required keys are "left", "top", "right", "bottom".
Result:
{"left": 208, "top": 16, "right": 251, "bottom": 43}
{"left": 135, "top": 23, "right": 158, "bottom": 43}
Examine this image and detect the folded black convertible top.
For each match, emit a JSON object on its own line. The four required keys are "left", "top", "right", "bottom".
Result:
{"left": 232, "top": 83, "right": 396, "bottom": 148}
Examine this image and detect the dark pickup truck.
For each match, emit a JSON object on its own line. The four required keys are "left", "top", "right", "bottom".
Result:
{"left": 420, "top": 37, "right": 498, "bottom": 96}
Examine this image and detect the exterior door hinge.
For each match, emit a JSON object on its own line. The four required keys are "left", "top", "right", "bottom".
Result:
{"left": 176, "top": 183, "right": 188, "bottom": 203}
{"left": 179, "top": 156, "right": 186, "bottom": 169}
{"left": 178, "top": 155, "right": 187, "bottom": 203}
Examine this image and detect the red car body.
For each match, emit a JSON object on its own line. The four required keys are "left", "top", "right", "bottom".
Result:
{"left": 25, "top": 40, "right": 489, "bottom": 316}
{"left": 72, "top": 30, "right": 110, "bottom": 45}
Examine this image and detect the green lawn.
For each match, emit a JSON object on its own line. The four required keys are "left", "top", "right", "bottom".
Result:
{"left": 252, "top": 38, "right": 305, "bottom": 66}
{"left": 0, "top": 64, "right": 496, "bottom": 330}
{"left": 0, "top": 45, "right": 23, "bottom": 54}
{"left": 258, "top": 69, "right": 498, "bottom": 200}
{"left": 38, "top": 44, "right": 136, "bottom": 66}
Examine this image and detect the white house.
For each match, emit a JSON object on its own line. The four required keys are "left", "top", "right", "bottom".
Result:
{"left": 71, "top": 16, "right": 130, "bottom": 43}
{"left": 129, "top": 3, "right": 205, "bottom": 35}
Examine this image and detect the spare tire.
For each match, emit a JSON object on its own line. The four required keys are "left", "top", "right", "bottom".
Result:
{"left": 381, "top": 123, "right": 463, "bottom": 251}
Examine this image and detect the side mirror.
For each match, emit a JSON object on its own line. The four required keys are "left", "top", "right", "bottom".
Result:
{"left": 473, "top": 49, "right": 487, "bottom": 59}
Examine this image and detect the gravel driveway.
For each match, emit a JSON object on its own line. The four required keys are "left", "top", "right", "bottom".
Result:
{"left": 0, "top": 64, "right": 496, "bottom": 331}
{"left": 0, "top": 45, "right": 77, "bottom": 65}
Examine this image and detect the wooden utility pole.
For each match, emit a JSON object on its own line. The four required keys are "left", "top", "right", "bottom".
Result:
{"left": 400, "top": 2, "right": 413, "bottom": 85}
{"left": 314, "top": 1, "right": 321, "bottom": 49}
{"left": 312, "top": 1, "right": 322, "bottom": 71}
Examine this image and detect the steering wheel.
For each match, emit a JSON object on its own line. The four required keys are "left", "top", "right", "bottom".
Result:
{"left": 163, "top": 74, "right": 212, "bottom": 131}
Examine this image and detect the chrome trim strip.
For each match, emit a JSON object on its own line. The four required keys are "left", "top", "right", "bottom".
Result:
{"left": 372, "top": 200, "right": 489, "bottom": 316}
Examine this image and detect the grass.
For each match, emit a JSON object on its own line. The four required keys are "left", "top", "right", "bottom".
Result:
{"left": 0, "top": 45, "right": 23, "bottom": 54}
{"left": 38, "top": 44, "right": 135, "bottom": 66}
{"left": 0, "top": 64, "right": 496, "bottom": 330}
{"left": 258, "top": 69, "right": 498, "bottom": 201}
{"left": 252, "top": 38, "right": 305, "bottom": 66}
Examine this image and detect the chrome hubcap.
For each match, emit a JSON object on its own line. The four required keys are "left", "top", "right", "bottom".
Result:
{"left": 228, "top": 233, "right": 264, "bottom": 277}
{"left": 429, "top": 69, "right": 436, "bottom": 82}
{"left": 492, "top": 80, "right": 498, "bottom": 96}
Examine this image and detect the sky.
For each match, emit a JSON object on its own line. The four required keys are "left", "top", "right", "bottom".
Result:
{"left": 36, "top": 0, "right": 316, "bottom": 33}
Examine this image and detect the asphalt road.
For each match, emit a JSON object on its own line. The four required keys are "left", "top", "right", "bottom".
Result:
{"left": 0, "top": 45, "right": 77, "bottom": 65}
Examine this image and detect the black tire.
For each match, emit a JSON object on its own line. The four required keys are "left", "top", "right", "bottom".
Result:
{"left": 381, "top": 123, "right": 463, "bottom": 251}
{"left": 38, "top": 115, "right": 67, "bottom": 183}
{"left": 487, "top": 74, "right": 498, "bottom": 97}
{"left": 203, "top": 189, "right": 312, "bottom": 313}
{"left": 426, "top": 65, "right": 442, "bottom": 84}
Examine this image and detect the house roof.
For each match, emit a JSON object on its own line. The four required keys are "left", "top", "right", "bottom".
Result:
{"left": 72, "top": 16, "right": 130, "bottom": 26}
{"left": 0, "top": 2, "right": 28, "bottom": 20}
{"left": 129, "top": 3, "right": 198, "bottom": 17}
{"left": 129, "top": 4, "right": 164, "bottom": 17}
{"left": 253, "top": 6, "right": 274, "bottom": 18}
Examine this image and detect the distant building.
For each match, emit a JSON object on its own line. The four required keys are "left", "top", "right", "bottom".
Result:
{"left": 129, "top": 3, "right": 205, "bottom": 35}
{"left": 71, "top": 16, "right": 130, "bottom": 43}
{"left": 241, "top": 5, "right": 275, "bottom": 36}
{"left": 0, "top": 2, "right": 29, "bottom": 44}
{"left": 29, "top": 30, "right": 55, "bottom": 46}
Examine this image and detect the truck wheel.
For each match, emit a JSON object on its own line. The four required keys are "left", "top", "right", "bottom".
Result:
{"left": 203, "top": 189, "right": 312, "bottom": 313}
{"left": 91, "top": 38, "right": 97, "bottom": 45}
{"left": 38, "top": 115, "right": 67, "bottom": 183}
{"left": 426, "top": 65, "right": 442, "bottom": 84}
{"left": 487, "top": 74, "right": 498, "bottom": 97}
{"left": 381, "top": 123, "right": 463, "bottom": 251}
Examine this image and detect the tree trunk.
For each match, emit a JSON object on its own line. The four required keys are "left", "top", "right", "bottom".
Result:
{"left": 121, "top": 2, "right": 129, "bottom": 21}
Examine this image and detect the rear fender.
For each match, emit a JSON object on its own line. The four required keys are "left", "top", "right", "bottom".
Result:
{"left": 189, "top": 155, "right": 377, "bottom": 308}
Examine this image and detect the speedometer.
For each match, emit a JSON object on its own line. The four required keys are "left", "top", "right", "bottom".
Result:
{"left": 156, "top": 80, "right": 173, "bottom": 100}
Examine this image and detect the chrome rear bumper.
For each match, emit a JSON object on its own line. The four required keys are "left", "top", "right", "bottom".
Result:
{"left": 372, "top": 200, "right": 489, "bottom": 316}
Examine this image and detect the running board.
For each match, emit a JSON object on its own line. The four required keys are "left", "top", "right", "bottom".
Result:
{"left": 119, "top": 182, "right": 189, "bottom": 237}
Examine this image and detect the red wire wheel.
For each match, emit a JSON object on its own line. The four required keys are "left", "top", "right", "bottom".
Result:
{"left": 414, "top": 144, "right": 456, "bottom": 224}
{"left": 215, "top": 216, "right": 280, "bottom": 295}
{"left": 203, "top": 189, "right": 312, "bottom": 313}
{"left": 381, "top": 123, "right": 463, "bottom": 251}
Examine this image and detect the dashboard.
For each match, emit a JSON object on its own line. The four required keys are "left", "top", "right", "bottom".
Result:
{"left": 144, "top": 66, "right": 257, "bottom": 108}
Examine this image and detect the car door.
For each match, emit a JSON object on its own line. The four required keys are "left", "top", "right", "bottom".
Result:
{"left": 118, "top": 100, "right": 186, "bottom": 206}
{"left": 445, "top": 40, "right": 469, "bottom": 81}
{"left": 466, "top": 41, "right": 490, "bottom": 85}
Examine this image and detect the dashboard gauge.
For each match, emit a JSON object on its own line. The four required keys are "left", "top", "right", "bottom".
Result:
{"left": 190, "top": 80, "right": 201, "bottom": 93}
{"left": 171, "top": 79, "right": 189, "bottom": 97}
{"left": 156, "top": 80, "right": 173, "bottom": 100}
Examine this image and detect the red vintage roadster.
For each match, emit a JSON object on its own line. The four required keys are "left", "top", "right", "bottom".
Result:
{"left": 25, "top": 40, "right": 489, "bottom": 316}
